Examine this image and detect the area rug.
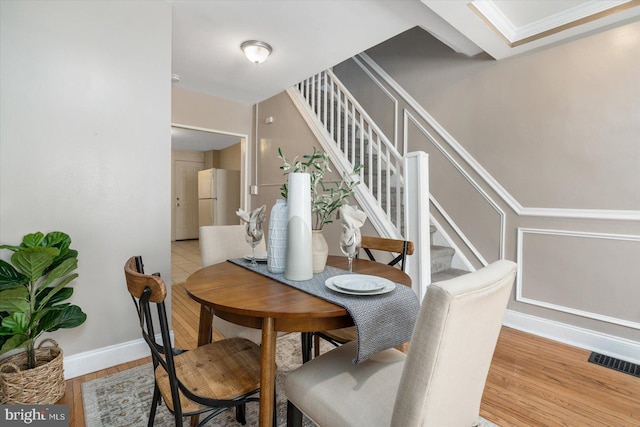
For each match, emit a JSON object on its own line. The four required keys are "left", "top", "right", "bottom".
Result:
{"left": 83, "top": 333, "right": 499, "bottom": 426}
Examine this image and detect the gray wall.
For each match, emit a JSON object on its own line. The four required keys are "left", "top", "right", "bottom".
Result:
{"left": 0, "top": 1, "right": 172, "bottom": 360}
{"left": 333, "top": 25, "right": 640, "bottom": 342}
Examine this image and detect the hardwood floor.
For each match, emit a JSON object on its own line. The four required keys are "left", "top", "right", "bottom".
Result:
{"left": 61, "top": 240, "right": 640, "bottom": 426}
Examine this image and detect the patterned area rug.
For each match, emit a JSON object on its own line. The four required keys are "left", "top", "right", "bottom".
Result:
{"left": 82, "top": 333, "right": 499, "bottom": 426}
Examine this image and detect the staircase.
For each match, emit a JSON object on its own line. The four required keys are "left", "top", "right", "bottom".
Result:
{"left": 430, "top": 225, "right": 469, "bottom": 282}
{"left": 289, "top": 69, "right": 470, "bottom": 292}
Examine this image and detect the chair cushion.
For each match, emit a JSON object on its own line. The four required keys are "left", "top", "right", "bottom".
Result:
{"left": 285, "top": 341, "right": 406, "bottom": 426}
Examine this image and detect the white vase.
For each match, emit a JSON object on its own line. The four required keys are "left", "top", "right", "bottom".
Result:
{"left": 285, "top": 173, "right": 313, "bottom": 281}
{"left": 267, "top": 199, "right": 287, "bottom": 273}
{"left": 312, "top": 229, "right": 329, "bottom": 273}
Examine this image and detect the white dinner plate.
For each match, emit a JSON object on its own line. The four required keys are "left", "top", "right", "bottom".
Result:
{"left": 244, "top": 251, "right": 268, "bottom": 262}
{"left": 325, "top": 275, "right": 395, "bottom": 296}
{"left": 333, "top": 274, "right": 387, "bottom": 292}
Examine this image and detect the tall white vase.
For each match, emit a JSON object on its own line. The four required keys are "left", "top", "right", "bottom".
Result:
{"left": 285, "top": 173, "right": 313, "bottom": 281}
{"left": 267, "top": 199, "right": 287, "bottom": 273}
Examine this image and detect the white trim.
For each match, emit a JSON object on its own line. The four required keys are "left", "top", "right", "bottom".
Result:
{"left": 471, "top": 0, "right": 632, "bottom": 44}
{"left": 63, "top": 332, "right": 173, "bottom": 379}
{"left": 350, "top": 55, "right": 400, "bottom": 152}
{"left": 516, "top": 228, "right": 640, "bottom": 330}
{"left": 504, "top": 310, "right": 640, "bottom": 365}
{"left": 404, "top": 151, "right": 431, "bottom": 299}
{"left": 171, "top": 122, "right": 250, "bottom": 211}
{"left": 357, "top": 53, "right": 640, "bottom": 222}
{"left": 430, "top": 196, "right": 488, "bottom": 267}
{"left": 405, "top": 110, "right": 506, "bottom": 262}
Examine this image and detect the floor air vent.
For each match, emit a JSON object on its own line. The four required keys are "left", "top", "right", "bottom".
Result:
{"left": 588, "top": 352, "right": 640, "bottom": 378}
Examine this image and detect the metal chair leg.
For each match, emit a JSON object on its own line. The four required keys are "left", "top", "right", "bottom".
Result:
{"left": 147, "top": 385, "right": 161, "bottom": 426}
{"left": 287, "top": 400, "right": 303, "bottom": 427}
{"left": 301, "top": 332, "right": 312, "bottom": 363}
{"left": 235, "top": 403, "right": 247, "bottom": 425}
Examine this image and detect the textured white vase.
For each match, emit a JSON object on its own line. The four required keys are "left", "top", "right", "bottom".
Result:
{"left": 267, "top": 199, "right": 287, "bottom": 273}
{"left": 312, "top": 229, "right": 329, "bottom": 273}
{"left": 285, "top": 173, "right": 313, "bottom": 281}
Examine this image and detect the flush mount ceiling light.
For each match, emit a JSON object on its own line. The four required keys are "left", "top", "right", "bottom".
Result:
{"left": 241, "top": 40, "right": 272, "bottom": 64}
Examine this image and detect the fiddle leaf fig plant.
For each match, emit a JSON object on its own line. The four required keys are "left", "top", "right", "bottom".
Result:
{"left": 0, "top": 231, "right": 86, "bottom": 369}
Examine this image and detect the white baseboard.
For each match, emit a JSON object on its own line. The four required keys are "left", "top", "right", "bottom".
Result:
{"left": 63, "top": 332, "right": 174, "bottom": 379}
{"left": 64, "top": 313, "right": 640, "bottom": 379}
{"left": 504, "top": 310, "right": 640, "bottom": 365}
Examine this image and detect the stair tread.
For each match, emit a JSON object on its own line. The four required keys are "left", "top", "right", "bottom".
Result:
{"left": 431, "top": 268, "right": 470, "bottom": 283}
{"left": 431, "top": 245, "right": 455, "bottom": 256}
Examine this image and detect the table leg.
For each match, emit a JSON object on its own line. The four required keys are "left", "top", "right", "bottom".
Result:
{"left": 259, "top": 317, "right": 277, "bottom": 427}
{"left": 197, "top": 305, "right": 213, "bottom": 347}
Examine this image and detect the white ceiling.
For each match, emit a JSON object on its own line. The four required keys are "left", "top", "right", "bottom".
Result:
{"left": 170, "top": 0, "right": 480, "bottom": 106}
{"left": 170, "top": 0, "right": 640, "bottom": 108}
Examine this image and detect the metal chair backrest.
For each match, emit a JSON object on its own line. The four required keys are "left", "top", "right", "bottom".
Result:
{"left": 124, "top": 256, "right": 186, "bottom": 418}
{"left": 359, "top": 236, "right": 415, "bottom": 272}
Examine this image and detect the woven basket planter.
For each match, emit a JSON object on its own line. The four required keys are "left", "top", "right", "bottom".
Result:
{"left": 0, "top": 338, "right": 65, "bottom": 404}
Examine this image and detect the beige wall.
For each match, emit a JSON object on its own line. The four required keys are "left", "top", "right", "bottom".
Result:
{"left": 172, "top": 87, "right": 253, "bottom": 135}
{"left": 343, "top": 25, "right": 640, "bottom": 342}
{"left": 365, "top": 25, "right": 640, "bottom": 211}
{"left": 219, "top": 142, "right": 242, "bottom": 170}
{"left": 253, "top": 92, "right": 363, "bottom": 254}
{"left": 172, "top": 87, "right": 253, "bottom": 210}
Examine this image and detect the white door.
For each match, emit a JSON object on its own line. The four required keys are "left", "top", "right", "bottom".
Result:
{"left": 175, "top": 160, "right": 201, "bottom": 240}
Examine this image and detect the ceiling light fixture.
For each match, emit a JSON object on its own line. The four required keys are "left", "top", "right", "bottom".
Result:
{"left": 241, "top": 40, "right": 272, "bottom": 64}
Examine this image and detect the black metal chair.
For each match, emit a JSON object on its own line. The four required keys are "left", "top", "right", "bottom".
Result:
{"left": 303, "top": 237, "right": 415, "bottom": 361}
{"left": 124, "top": 256, "right": 265, "bottom": 426}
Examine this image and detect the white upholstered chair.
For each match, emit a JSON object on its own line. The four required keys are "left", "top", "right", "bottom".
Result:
{"left": 285, "top": 259, "right": 517, "bottom": 427}
{"left": 199, "top": 225, "right": 267, "bottom": 345}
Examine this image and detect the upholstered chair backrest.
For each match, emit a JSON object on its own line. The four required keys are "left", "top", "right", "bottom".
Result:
{"left": 392, "top": 260, "right": 517, "bottom": 427}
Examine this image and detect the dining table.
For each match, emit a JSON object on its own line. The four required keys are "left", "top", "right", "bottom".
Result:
{"left": 184, "top": 255, "right": 412, "bottom": 427}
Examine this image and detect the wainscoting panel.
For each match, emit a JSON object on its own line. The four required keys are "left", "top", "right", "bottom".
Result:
{"left": 517, "top": 228, "right": 640, "bottom": 329}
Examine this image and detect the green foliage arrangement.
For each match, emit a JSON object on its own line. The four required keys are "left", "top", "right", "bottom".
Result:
{"left": 278, "top": 147, "right": 363, "bottom": 230}
{"left": 0, "top": 231, "right": 86, "bottom": 369}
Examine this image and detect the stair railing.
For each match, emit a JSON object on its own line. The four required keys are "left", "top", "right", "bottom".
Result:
{"left": 287, "top": 70, "right": 431, "bottom": 298}
{"left": 293, "top": 69, "right": 405, "bottom": 236}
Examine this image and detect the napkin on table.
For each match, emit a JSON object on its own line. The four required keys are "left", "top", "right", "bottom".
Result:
{"left": 236, "top": 205, "right": 266, "bottom": 243}
{"left": 338, "top": 205, "right": 367, "bottom": 249}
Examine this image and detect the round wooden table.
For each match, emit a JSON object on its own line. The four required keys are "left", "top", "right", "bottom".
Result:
{"left": 185, "top": 255, "right": 411, "bottom": 427}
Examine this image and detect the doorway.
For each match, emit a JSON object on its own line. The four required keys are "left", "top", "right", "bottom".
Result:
{"left": 170, "top": 124, "right": 249, "bottom": 242}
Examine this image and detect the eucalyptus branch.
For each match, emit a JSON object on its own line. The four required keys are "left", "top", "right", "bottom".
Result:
{"left": 278, "top": 148, "right": 362, "bottom": 229}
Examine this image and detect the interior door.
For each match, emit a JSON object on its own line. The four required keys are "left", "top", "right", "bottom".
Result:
{"left": 175, "top": 160, "right": 202, "bottom": 240}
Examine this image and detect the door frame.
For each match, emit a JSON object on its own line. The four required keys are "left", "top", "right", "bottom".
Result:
{"left": 170, "top": 123, "right": 250, "bottom": 241}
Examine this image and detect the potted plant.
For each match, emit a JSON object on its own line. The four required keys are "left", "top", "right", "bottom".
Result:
{"left": 278, "top": 147, "right": 362, "bottom": 272}
{"left": 0, "top": 231, "right": 86, "bottom": 404}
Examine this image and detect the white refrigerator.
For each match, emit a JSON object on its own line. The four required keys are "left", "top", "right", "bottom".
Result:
{"left": 197, "top": 168, "right": 241, "bottom": 227}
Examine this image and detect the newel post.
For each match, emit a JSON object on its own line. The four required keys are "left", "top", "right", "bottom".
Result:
{"left": 404, "top": 151, "right": 430, "bottom": 301}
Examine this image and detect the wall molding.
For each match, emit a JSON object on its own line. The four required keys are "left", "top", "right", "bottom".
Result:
{"left": 516, "top": 227, "right": 640, "bottom": 330}
{"left": 405, "top": 109, "right": 505, "bottom": 263}
{"left": 349, "top": 55, "right": 400, "bottom": 152}
{"left": 63, "top": 332, "right": 173, "bottom": 379}
{"left": 357, "top": 53, "right": 640, "bottom": 222}
{"left": 504, "top": 310, "right": 640, "bottom": 365}
{"left": 171, "top": 122, "right": 250, "bottom": 212}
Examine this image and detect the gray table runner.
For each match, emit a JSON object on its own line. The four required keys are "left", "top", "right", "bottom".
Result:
{"left": 228, "top": 258, "right": 420, "bottom": 363}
